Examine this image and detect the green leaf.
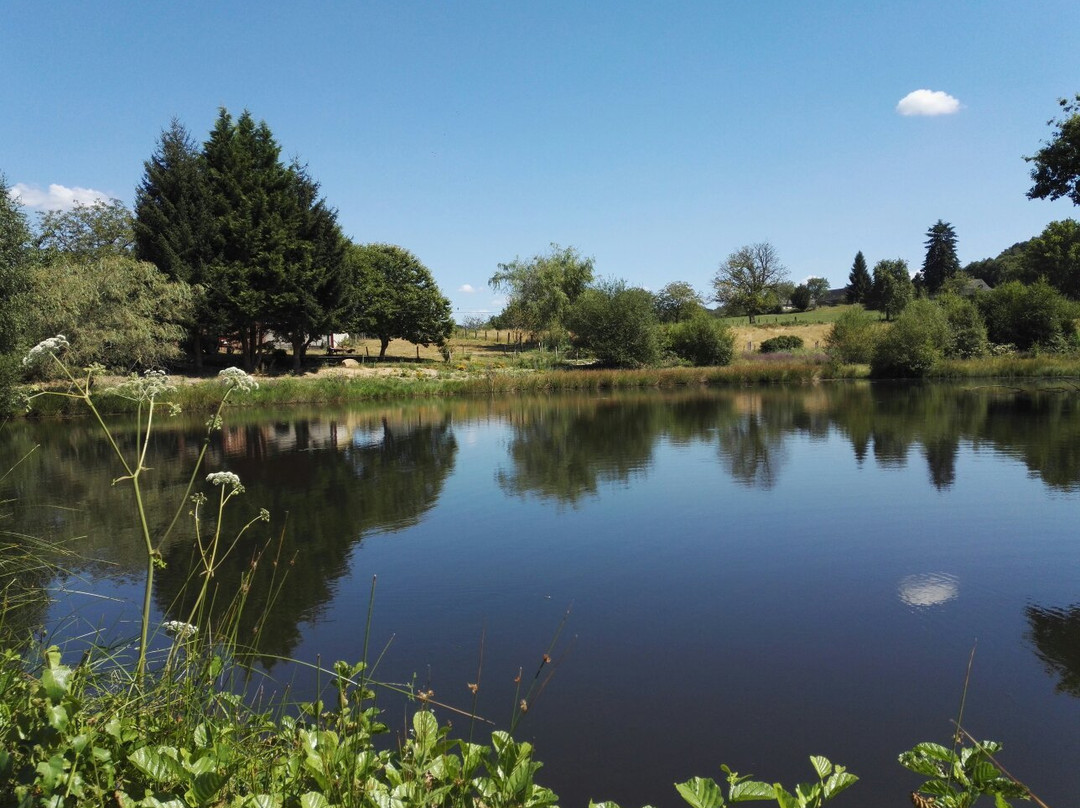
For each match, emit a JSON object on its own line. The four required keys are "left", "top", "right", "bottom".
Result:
{"left": 728, "top": 779, "right": 776, "bottom": 802}
{"left": 970, "top": 760, "right": 1000, "bottom": 784}
{"left": 823, "top": 771, "right": 858, "bottom": 799}
{"left": 188, "top": 771, "right": 229, "bottom": 805}
{"left": 300, "top": 793, "right": 332, "bottom": 808}
{"left": 45, "top": 702, "right": 68, "bottom": 732}
{"left": 588, "top": 801, "right": 622, "bottom": 808}
{"left": 675, "top": 777, "right": 726, "bottom": 808}
{"left": 412, "top": 710, "right": 438, "bottom": 756}
{"left": 40, "top": 663, "right": 73, "bottom": 703}
{"left": 772, "top": 787, "right": 798, "bottom": 808}
{"left": 911, "top": 743, "right": 956, "bottom": 762}
{"left": 129, "top": 746, "right": 186, "bottom": 784}
{"left": 809, "top": 756, "right": 831, "bottom": 780}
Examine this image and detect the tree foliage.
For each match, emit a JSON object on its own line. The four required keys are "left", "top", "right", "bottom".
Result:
{"left": 489, "top": 244, "right": 594, "bottom": 334}
{"left": 23, "top": 257, "right": 192, "bottom": 370}
{"left": 870, "top": 258, "right": 914, "bottom": 321}
{"left": 666, "top": 314, "right": 734, "bottom": 366}
{"left": 937, "top": 292, "right": 988, "bottom": 358}
{"left": 978, "top": 279, "right": 1078, "bottom": 350}
{"left": 264, "top": 165, "right": 348, "bottom": 371}
{"left": 1021, "top": 218, "right": 1080, "bottom": 299}
{"left": 1027, "top": 93, "right": 1080, "bottom": 206}
{"left": 654, "top": 281, "right": 704, "bottom": 323}
{"left": 201, "top": 108, "right": 298, "bottom": 369}
{"left": 825, "top": 307, "right": 880, "bottom": 364}
{"left": 712, "top": 242, "right": 789, "bottom": 323}
{"left": 963, "top": 241, "right": 1027, "bottom": 287}
{"left": 918, "top": 220, "right": 961, "bottom": 294}
{"left": 36, "top": 199, "right": 134, "bottom": 262}
{"left": 790, "top": 284, "right": 812, "bottom": 312}
{"left": 566, "top": 279, "right": 659, "bottom": 367}
{"left": 846, "top": 251, "right": 872, "bottom": 303}
{"left": 0, "top": 173, "right": 33, "bottom": 409}
{"left": 134, "top": 118, "right": 216, "bottom": 364}
{"left": 871, "top": 299, "right": 951, "bottom": 378}
{"left": 347, "top": 243, "right": 454, "bottom": 358}
{"left": 805, "top": 276, "right": 830, "bottom": 306}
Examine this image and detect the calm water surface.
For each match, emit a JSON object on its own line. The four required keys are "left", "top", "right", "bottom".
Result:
{"left": 3, "top": 382, "right": 1080, "bottom": 806}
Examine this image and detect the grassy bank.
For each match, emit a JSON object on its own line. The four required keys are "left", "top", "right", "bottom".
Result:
{"left": 20, "top": 359, "right": 864, "bottom": 416}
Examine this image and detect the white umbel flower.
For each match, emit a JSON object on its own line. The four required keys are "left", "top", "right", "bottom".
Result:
{"left": 218, "top": 366, "right": 259, "bottom": 392}
{"left": 22, "top": 335, "right": 70, "bottom": 367}
{"left": 206, "top": 471, "right": 244, "bottom": 493}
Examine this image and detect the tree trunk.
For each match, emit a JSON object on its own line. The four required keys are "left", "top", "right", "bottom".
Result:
{"left": 379, "top": 336, "right": 390, "bottom": 359}
{"left": 291, "top": 335, "right": 304, "bottom": 373}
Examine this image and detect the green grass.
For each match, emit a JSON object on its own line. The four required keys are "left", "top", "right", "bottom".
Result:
{"left": 716, "top": 303, "right": 871, "bottom": 328}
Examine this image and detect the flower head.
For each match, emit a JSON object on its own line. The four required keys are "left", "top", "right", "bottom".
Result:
{"left": 163, "top": 620, "right": 197, "bottom": 638}
{"left": 22, "top": 335, "right": 70, "bottom": 368}
{"left": 219, "top": 366, "right": 259, "bottom": 393}
{"left": 206, "top": 471, "right": 245, "bottom": 494}
{"left": 105, "top": 369, "right": 175, "bottom": 402}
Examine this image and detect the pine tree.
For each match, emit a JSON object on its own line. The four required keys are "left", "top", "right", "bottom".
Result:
{"left": 846, "top": 251, "right": 872, "bottom": 303}
{"left": 921, "top": 220, "right": 960, "bottom": 294}
{"left": 202, "top": 109, "right": 294, "bottom": 370}
{"left": 134, "top": 119, "right": 216, "bottom": 366}
{"left": 266, "top": 163, "right": 349, "bottom": 371}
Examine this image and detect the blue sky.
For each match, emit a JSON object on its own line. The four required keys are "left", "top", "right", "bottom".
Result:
{"left": 4, "top": 1, "right": 1079, "bottom": 320}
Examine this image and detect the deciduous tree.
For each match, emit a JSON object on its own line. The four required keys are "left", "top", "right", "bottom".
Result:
{"left": 489, "top": 244, "right": 594, "bottom": 334}
{"left": 1021, "top": 218, "right": 1080, "bottom": 299}
{"left": 36, "top": 199, "right": 134, "bottom": 262}
{"left": 1027, "top": 93, "right": 1080, "bottom": 206}
{"left": 805, "top": 277, "right": 831, "bottom": 307}
{"left": 348, "top": 243, "right": 454, "bottom": 359}
{"left": 23, "top": 256, "right": 192, "bottom": 370}
{"left": 1, "top": 172, "right": 33, "bottom": 409}
{"left": 711, "top": 242, "right": 789, "bottom": 323}
{"left": 870, "top": 258, "right": 914, "bottom": 321}
{"left": 566, "top": 278, "right": 659, "bottom": 367}
{"left": 653, "top": 281, "right": 704, "bottom": 323}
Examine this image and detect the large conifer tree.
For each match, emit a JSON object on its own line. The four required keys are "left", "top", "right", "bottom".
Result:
{"left": 266, "top": 163, "right": 348, "bottom": 371}
{"left": 846, "top": 251, "right": 871, "bottom": 303}
{"left": 134, "top": 119, "right": 216, "bottom": 365}
{"left": 920, "top": 220, "right": 960, "bottom": 294}
{"left": 202, "top": 109, "right": 295, "bottom": 370}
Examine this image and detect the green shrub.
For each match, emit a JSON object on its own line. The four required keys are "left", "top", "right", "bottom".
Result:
{"left": 667, "top": 315, "right": 735, "bottom": 366}
{"left": 824, "top": 307, "right": 879, "bottom": 363}
{"left": 566, "top": 280, "right": 660, "bottom": 367}
{"left": 759, "top": 334, "right": 804, "bottom": 353}
{"left": 871, "top": 299, "right": 951, "bottom": 378}
{"left": 938, "top": 292, "right": 988, "bottom": 358}
{"left": 978, "top": 279, "right": 1079, "bottom": 350}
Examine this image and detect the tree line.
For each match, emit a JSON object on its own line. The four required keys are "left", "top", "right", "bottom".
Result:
{"left": 0, "top": 108, "right": 455, "bottom": 390}
{"left": 3, "top": 91, "right": 1080, "bottom": 390}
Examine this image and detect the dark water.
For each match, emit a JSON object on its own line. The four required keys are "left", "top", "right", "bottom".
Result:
{"left": 3, "top": 383, "right": 1080, "bottom": 806}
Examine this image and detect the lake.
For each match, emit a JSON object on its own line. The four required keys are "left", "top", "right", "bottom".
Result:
{"left": 3, "top": 382, "right": 1079, "bottom": 806}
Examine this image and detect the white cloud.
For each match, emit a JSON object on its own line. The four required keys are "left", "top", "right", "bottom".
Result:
{"left": 8, "top": 182, "right": 112, "bottom": 211}
{"left": 896, "top": 89, "right": 962, "bottom": 117}
{"left": 458, "top": 283, "right": 476, "bottom": 293}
